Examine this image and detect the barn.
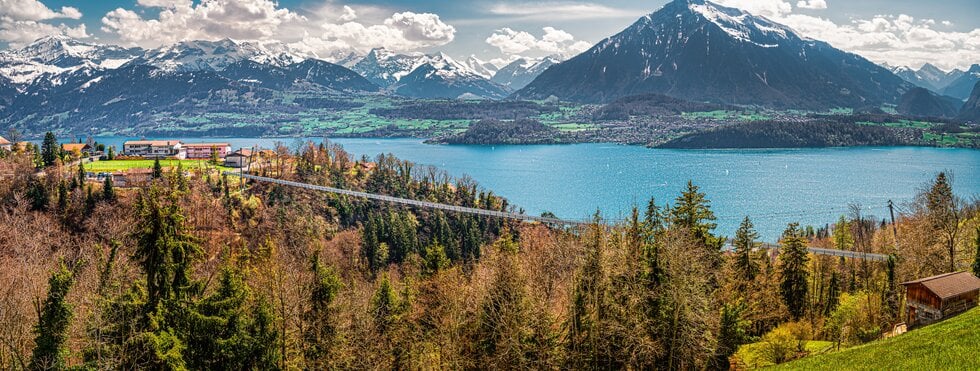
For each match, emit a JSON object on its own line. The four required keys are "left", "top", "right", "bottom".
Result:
{"left": 901, "top": 271, "right": 980, "bottom": 328}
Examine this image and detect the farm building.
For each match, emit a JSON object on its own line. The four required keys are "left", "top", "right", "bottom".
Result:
{"left": 901, "top": 271, "right": 980, "bottom": 328}
{"left": 62, "top": 143, "right": 93, "bottom": 156}
{"left": 183, "top": 143, "right": 231, "bottom": 160}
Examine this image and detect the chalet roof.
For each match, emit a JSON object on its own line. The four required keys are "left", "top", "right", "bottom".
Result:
{"left": 227, "top": 149, "right": 253, "bottom": 157}
{"left": 902, "top": 272, "right": 980, "bottom": 299}
{"left": 183, "top": 143, "right": 231, "bottom": 148}
{"left": 0, "top": 136, "right": 9, "bottom": 145}
{"left": 62, "top": 143, "right": 91, "bottom": 152}
{"left": 124, "top": 140, "right": 181, "bottom": 146}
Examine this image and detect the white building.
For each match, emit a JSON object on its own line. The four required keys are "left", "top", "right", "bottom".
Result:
{"left": 123, "top": 140, "right": 185, "bottom": 159}
{"left": 0, "top": 136, "right": 10, "bottom": 151}
{"left": 224, "top": 148, "right": 253, "bottom": 168}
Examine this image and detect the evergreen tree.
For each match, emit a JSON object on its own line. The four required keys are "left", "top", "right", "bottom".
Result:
{"left": 56, "top": 180, "right": 68, "bottom": 213}
{"left": 107, "top": 146, "right": 115, "bottom": 160}
{"left": 371, "top": 275, "right": 400, "bottom": 335}
{"left": 29, "top": 265, "right": 74, "bottom": 371}
{"left": 972, "top": 227, "right": 980, "bottom": 278}
{"left": 825, "top": 271, "right": 841, "bottom": 316}
{"left": 712, "top": 301, "right": 750, "bottom": 369}
{"left": 778, "top": 223, "right": 810, "bottom": 319}
{"left": 41, "top": 132, "right": 59, "bottom": 167}
{"left": 926, "top": 172, "right": 961, "bottom": 272}
{"left": 27, "top": 179, "right": 49, "bottom": 211}
{"left": 567, "top": 213, "right": 609, "bottom": 368}
{"left": 421, "top": 243, "right": 450, "bottom": 277}
{"left": 152, "top": 158, "right": 163, "bottom": 179}
{"left": 734, "top": 216, "right": 760, "bottom": 283}
{"left": 832, "top": 215, "right": 854, "bottom": 250}
{"left": 884, "top": 255, "right": 900, "bottom": 321}
{"left": 103, "top": 176, "right": 116, "bottom": 203}
{"left": 671, "top": 180, "right": 721, "bottom": 250}
{"left": 303, "top": 254, "right": 342, "bottom": 368}
{"left": 77, "top": 160, "right": 86, "bottom": 187}
{"left": 85, "top": 185, "right": 97, "bottom": 214}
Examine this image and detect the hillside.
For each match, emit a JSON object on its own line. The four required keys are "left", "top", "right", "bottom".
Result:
{"left": 775, "top": 307, "right": 980, "bottom": 370}
{"left": 513, "top": 0, "right": 910, "bottom": 108}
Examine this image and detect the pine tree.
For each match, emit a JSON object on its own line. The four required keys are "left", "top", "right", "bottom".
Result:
{"left": 421, "top": 243, "right": 450, "bottom": 277}
{"left": 884, "top": 255, "right": 900, "bottom": 321}
{"left": 77, "top": 160, "right": 86, "bottom": 187}
{"left": 926, "top": 172, "right": 961, "bottom": 272}
{"left": 56, "top": 180, "right": 68, "bottom": 213}
{"left": 103, "top": 176, "right": 116, "bottom": 203}
{"left": 29, "top": 264, "right": 74, "bottom": 371}
{"left": 825, "top": 271, "right": 841, "bottom": 316}
{"left": 712, "top": 301, "right": 750, "bottom": 369}
{"left": 27, "top": 179, "right": 49, "bottom": 211}
{"left": 567, "top": 212, "right": 608, "bottom": 368}
{"left": 41, "top": 132, "right": 59, "bottom": 167}
{"left": 832, "top": 215, "right": 853, "bottom": 250}
{"left": 971, "top": 227, "right": 980, "bottom": 278}
{"left": 152, "top": 158, "right": 163, "bottom": 179}
{"left": 371, "top": 275, "right": 400, "bottom": 335}
{"left": 778, "top": 223, "right": 810, "bottom": 319}
{"left": 303, "top": 254, "right": 342, "bottom": 368}
{"left": 107, "top": 146, "right": 115, "bottom": 160}
{"left": 476, "top": 233, "right": 541, "bottom": 368}
{"left": 734, "top": 216, "right": 760, "bottom": 283}
{"left": 133, "top": 184, "right": 201, "bottom": 310}
{"left": 671, "top": 180, "right": 721, "bottom": 251}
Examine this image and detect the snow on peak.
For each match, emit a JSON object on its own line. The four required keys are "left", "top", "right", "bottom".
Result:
{"left": 687, "top": 1, "right": 795, "bottom": 45}
{"left": 143, "top": 38, "right": 307, "bottom": 72}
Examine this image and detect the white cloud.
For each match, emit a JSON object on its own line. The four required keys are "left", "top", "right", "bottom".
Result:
{"left": 795, "top": 0, "right": 827, "bottom": 10}
{"left": 99, "top": 0, "right": 456, "bottom": 59}
{"left": 713, "top": 0, "right": 793, "bottom": 18}
{"left": 487, "top": 2, "right": 636, "bottom": 21}
{"left": 486, "top": 26, "right": 591, "bottom": 58}
{"left": 0, "top": 0, "right": 86, "bottom": 45}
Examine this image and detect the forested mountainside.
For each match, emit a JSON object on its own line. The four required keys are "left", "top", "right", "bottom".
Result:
{"left": 1, "top": 138, "right": 979, "bottom": 369}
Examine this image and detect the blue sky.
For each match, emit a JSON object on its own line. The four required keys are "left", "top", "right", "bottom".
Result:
{"left": 3, "top": 0, "right": 978, "bottom": 69}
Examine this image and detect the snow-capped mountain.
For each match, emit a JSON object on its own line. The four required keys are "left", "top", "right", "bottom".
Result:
{"left": 890, "top": 63, "right": 964, "bottom": 93}
{"left": 942, "top": 64, "right": 980, "bottom": 101}
{"left": 514, "top": 0, "right": 912, "bottom": 108}
{"left": 391, "top": 53, "right": 510, "bottom": 99}
{"left": 491, "top": 56, "right": 560, "bottom": 90}
{"left": 133, "top": 38, "right": 308, "bottom": 73}
{"left": 351, "top": 49, "right": 509, "bottom": 99}
{"left": 0, "top": 35, "right": 142, "bottom": 85}
{"left": 463, "top": 55, "right": 499, "bottom": 79}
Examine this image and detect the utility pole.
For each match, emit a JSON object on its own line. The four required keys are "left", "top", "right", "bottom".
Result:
{"left": 887, "top": 200, "right": 898, "bottom": 242}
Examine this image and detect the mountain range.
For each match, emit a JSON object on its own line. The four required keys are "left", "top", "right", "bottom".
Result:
{"left": 2, "top": 0, "right": 979, "bottom": 135}
{"left": 513, "top": 0, "right": 913, "bottom": 108}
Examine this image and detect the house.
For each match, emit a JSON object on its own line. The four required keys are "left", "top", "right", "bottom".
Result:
{"left": 123, "top": 140, "right": 184, "bottom": 159}
{"left": 62, "top": 143, "right": 93, "bottom": 157}
{"left": 224, "top": 149, "right": 253, "bottom": 168}
{"left": 901, "top": 271, "right": 980, "bottom": 327}
{"left": 0, "top": 136, "right": 10, "bottom": 151}
{"left": 183, "top": 143, "right": 231, "bottom": 160}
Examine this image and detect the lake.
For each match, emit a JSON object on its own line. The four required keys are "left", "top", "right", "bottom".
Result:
{"left": 85, "top": 136, "right": 980, "bottom": 241}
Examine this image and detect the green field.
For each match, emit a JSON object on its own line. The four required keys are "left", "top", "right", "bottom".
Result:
{"left": 84, "top": 159, "right": 232, "bottom": 173}
{"left": 733, "top": 340, "right": 834, "bottom": 369}
{"left": 774, "top": 307, "right": 980, "bottom": 370}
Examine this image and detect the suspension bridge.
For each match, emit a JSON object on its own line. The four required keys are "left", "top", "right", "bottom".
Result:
{"left": 226, "top": 172, "right": 890, "bottom": 261}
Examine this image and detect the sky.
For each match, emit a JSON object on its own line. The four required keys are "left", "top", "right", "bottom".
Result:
{"left": 1, "top": 0, "right": 978, "bottom": 70}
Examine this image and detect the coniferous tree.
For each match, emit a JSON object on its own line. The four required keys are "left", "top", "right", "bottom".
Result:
{"left": 926, "top": 172, "right": 961, "bottom": 272}
{"left": 103, "top": 176, "right": 116, "bottom": 203}
{"left": 371, "top": 275, "right": 400, "bottom": 335}
{"left": 972, "top": 227, "right": 980, "bottom": 278}
{"left": 884, "top": 255, "right": 900, "bottom": 321}
{"left": 778, "top": 223, "right": 809, "bottom": 319}
{"left": 41, "top": 132, "right": 59, "bottom": 167}
{"left": 77, "top": 160, "right": 86, "bottom": 187}
{"left": 734, "top": 216, "right": 760, "bottom": 283}
{"left": 567, "top": 212, "right": 609, "bottom": 368}
{"left": 476, "top": 232, "right": 539, "bottom": 367}
{"left": 27, "top": 179, "right": 49, "bottom": 211}
{"left": 671, "top": 180, "right": 722, "bottom": 251}
{"left": 825, "top": 271, "right": 841, "bottom": 316}
{"left": 303, "top": 254, "right": 342, "bottom": 368}
{"left": 152, "top": 158, "right": 163, "bottom": 179}
{"left": 712, "top": 301, "right": 750, "bottom": 369}
{"left": 421, "top": 243, "right": 450, "bottom": 277}
{"left": 56, "top": 180, "right": 68, "bottom": 213}
{"left": 107, "top": 146, "right": 115, "bottom": 160}
{"left": 29, "top": 265, "right": 74, "bottom": 371}
{"left": 833, "top": 215, "right": 854, "bottom": 250}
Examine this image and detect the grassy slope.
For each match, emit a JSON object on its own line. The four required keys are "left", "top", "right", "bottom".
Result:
{"left": 775, "top": 307, "right": 980, "bottom": 370}
{"left": 85, "top": 160, "right": 231, "bottom": 172}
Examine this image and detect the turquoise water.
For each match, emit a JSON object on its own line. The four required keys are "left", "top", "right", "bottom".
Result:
{"left": 86, "top": 137, "right": 980, "bottom": 241}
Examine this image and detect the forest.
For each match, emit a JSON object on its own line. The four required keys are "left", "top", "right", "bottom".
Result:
{"left": 658, "top": 120, "right": 924, "bottom": 149}
{"left": 368, "top": 100, "right": 559, "bottom": 121}
{"left": 0, "top": 137, "right": 979, "bottom": 369}
{"left": 429, "top": 119, "right": 560, "bottom": 145}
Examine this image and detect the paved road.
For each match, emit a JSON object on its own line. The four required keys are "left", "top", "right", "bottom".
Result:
{"left": 229, "top": 172, "right": 892, "bottom": 261}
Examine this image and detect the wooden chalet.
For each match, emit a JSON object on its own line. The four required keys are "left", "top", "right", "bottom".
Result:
{"left": 901, "top": 271, "right": 980, "bottom": 327}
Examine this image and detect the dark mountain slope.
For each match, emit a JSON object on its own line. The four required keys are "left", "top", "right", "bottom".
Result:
{"left": 513, "top": 0, "right": 910, "bottom": 109}
{"left": 896, "top": 87, "right": 962, "bottom": 118}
